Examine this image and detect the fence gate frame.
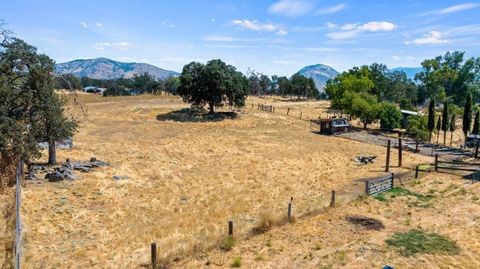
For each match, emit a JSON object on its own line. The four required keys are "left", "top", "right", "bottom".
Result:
{"left": 365, "top": 173, "right": 394, "bottom": 196}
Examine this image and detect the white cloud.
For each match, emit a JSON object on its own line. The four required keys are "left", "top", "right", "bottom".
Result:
{"left": 268, "top": 0, "right": 315, "bottom": 17}
{"left": 96, "top": 22, "right": 103, "bottom": 27}
{"left": 276, "top": 29, "right": 288, "bottom": 36}
{"left": 326, "top": 21, "right": 397, "bottom": 40}
{"left": 392, "top": 55, "right": 400, "bottom": 61}
{"left": 326, "top": 22, "right": 337, "bottom": 29}
{"left": 406, "top": 56, "right": 416, "bottom": 60}
{"left": 340, "top": 23, "right": 357, "bottom": 30}
{"left": 358, "top": 21, "right": 396, "bottom": 32}
{"left": 437, "top": 2, "right": 480, "bottom": 14}
{"left": 407, "top": 31, "right": 449, "bottom": 45}
{"left": 316, "top": 3, "right": 347, "bottom": 15}
{"left": 232, "top": 19, "right": 287, "bottom": 35}
{"left": 80, "top": 22, "right": 87, "bottom": 28}
{"left": 204, "top": 35, "right": 236, "bottom": 42}
{"left": 93, "top": 41, "right": 133, "bottom": 51}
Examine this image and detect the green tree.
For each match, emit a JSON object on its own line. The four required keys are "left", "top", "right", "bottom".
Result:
{"left": 407, "top": 115, "right": 429, "bottom": 141}
{"left": 0, "top": 35, "right": 77, "bottom": 165}
{"left": 463, "top": 92, "right": 472, "bottom": 139}
{"left": 277, "top": 76, "right": 292, "bottom": 97}
{"left": 428, "top": 99, "right": 435, "bottom": 142}
{"left": 379, "top": 102, "right": 402, "bottom": 130}
{"left": 345, "top": 92, "right": 380, "bottom": 128}
{"left": 472, "top": 111, "right": 480, "bottom": 135}
{"left": 53, "top": 73, "right": 82, "bottom": 91}
{"left": 436, "top": 116, "right": 442, "bottom": 145}
{"left": 164, "top": 76, "right": 180, "bottom": 95}
{"left": 441, "top": 100, "right": 449, "bottom": 145}
{"left": 178, "top": 59, "right": 248, "bottom": 113}
{"left": 103, "top": 84, "right": 131, "bottom": 96}
{"left": 450, "top": 114, "right": 456, "bottom": 146}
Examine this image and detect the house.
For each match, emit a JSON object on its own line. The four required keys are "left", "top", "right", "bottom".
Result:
{"left": 319, "top": 117, "right": 350, "bottom": 134}
{"left": 400, "top": 110, "right": 423, "bottom": 129}
{"left": 83, "top": 86, "right": 106, "bottom": 94}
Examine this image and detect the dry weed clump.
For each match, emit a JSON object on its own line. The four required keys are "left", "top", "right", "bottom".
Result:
{"left": 251, "top": 209, "right": 279, "bottom": 235}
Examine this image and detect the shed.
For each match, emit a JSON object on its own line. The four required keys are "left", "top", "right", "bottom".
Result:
{"left": 83, "top": 86, "right": 106, "bottom": 94}
{"left": 400, "top": 109, "right": 423, "bottom": 129}
{"left": 319, "top": 117, "right": 350, "bottom": 135}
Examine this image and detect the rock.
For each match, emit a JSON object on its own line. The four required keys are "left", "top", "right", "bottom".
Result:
{"left": 112, "top": 175, "right": 128, "bottom": 180}
{"left": 90, "top": 160, "right": 109, "bottom": 167}
{"left": 355, "top": 155, "right": 377, "bottom": 164}
{"left": 45, "top": 172, "right": 65, "bottom": 182}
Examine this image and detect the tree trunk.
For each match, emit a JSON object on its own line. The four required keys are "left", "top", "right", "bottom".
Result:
{"left": 450, "top": 131, "right": 453, "bottom": 147}
{"left": 443, "top": 130, "right": 447, "bottom": 145}
{"left": 48, "top": 139, "right": 57, "bottom": 165}
{"left": 429, "top": 131, "right": 432, "bottom": 143}
{"left": 436, "top": 132, "right": 440, "bottom": 145}
{"left": 363, "top": 121, "right": 368, "bottom": 129}
{"left": 208, "top": 102, "right": 214, "bottom": 114}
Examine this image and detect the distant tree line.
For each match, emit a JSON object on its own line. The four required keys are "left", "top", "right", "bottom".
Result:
{"left": 247, "top": 70, "right": 319, "bottom": 99}
{"left": 325, "top": 51, "right": 480, "bottom": 138}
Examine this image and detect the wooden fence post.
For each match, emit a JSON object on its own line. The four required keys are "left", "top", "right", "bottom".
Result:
{"left": 329, "top": 190, "right": 336, "bottom": 207}
{"left": 287, "top": 202, "right": 291, "bottom": 222}
{"left": 415, "top": 140, "right": 419, "bottom": 153}
{"left": 385, "top": 140, "right": 391, "bottom": 172}
{"left": 415, "top": 165, "right": 419, "bottom": 179}
{"left": 299, "top": 112, "right": 302, "bottom": 119}
{"left": 391, "top": 173, "right": 395, "bottom": 189}
{"left": 398, "top": 138, "right": 403, "bottom": 167}
{"left": 365, "top": 180, "right": 369, "bottom": 195}
{"left": 151, "top": 242, "right": 157, "bottom": 269}
{"left": 435, "top": 154, "right": 438, "bottom": 171}
{"left": 475, "top": 143, "right": 479, "bottom": 159}
{"left": 287, "top": 108, "right": 290, "bottom": 115}
{"left": 228, "top": 220, "right": 233, "bottom": 236}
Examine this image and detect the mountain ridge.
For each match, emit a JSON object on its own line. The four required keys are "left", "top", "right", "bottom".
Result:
{"left": 55, "top": 58, "right": 179, "bottom": 80}
{"left": 295, "top": 64, "right": 339, "bottom": 92}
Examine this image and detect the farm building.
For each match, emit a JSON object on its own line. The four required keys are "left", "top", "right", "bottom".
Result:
{"left": 319, "top": 117, "right": 350, "bottom": 134}
{"left": 400, "top": 109, "right": 423, "bottom": 129}
{"left": 83, "top": 86, "right": 106, "bottom": 94}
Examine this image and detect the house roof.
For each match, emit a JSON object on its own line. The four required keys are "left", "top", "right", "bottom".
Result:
{"left": 401, "top": 110, "right": 422, "bottom": 116}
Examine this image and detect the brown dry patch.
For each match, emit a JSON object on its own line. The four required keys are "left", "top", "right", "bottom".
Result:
{"left": 21, "top": 96, "right": 431, "bottom": 268}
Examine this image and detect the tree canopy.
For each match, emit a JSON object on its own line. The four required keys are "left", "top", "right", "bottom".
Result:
{"left": 0, "top": 30, "right": 77, "bottom": 164}
{"left": 178, "top": 59, "right": 248, "bottom": 113}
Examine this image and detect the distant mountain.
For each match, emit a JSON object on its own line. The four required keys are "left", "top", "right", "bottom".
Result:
{"left": 390, "top": 67, "right": 423, "bottom": 81}
{"left": 55, "top": 58, "right": 179, "bottom": 80}
{"left": 296, "top": 64, "right": 339, "bottom": 92}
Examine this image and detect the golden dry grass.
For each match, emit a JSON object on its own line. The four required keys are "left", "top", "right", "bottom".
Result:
{"left": 21, "top": 95, "right": 432, "bottom": 268}
{"left": 178, "top": 173, "right": 480, "bottom": 269}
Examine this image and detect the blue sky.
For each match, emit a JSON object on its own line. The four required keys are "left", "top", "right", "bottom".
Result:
{"left": 1, "top": 0, "right": 479, "bottom": 75}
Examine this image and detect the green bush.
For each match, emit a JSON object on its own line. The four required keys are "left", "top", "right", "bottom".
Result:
{"left": 221, "top": 236, "right": 236, "bottom": 251}
{"left": 231, "top": 257, "right": 242, "bottom": 267}
{"left": 407, "top": 115, "right": 430, "bottom": 141}
{"left": 386, "top": 229, "right": 460, "bottom": 256}
{"left": 379, "top": 102, "right": 402, "bottom": 130}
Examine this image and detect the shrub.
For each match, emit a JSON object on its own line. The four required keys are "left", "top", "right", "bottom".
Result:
{"left": 220, "top": 236, "right": 235, "bottom": 251}
{"left": 386, "top": 229, "right": 460, "bottom": 256}
{"left": 379, "top": 102, "right": 402, "bottom": 130}
{"left": 231, "top": 257, "right": 241, "bottom": 267}
{"left": 407, "top": 115, "right": 430, "bottom": 141}
{"left": 252, "top": 209, "right": 276, "bottom": 234}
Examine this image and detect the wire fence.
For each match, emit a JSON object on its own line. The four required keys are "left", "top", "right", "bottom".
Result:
{"left": 14, "top": 160, "right": 23, "bottom": 269}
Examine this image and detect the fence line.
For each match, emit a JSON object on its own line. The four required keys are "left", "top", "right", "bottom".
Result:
{"left": 14, "top": 160, "right": 23, "bottom": 269}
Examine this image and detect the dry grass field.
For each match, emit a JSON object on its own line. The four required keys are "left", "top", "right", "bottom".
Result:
{"left": 178, "top": 173, "right": 480, "bottom": 269}
{"left": 20, "top": 94, "right": 445, "bottom": 268}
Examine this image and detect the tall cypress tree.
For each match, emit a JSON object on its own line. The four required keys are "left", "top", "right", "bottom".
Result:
{"left": 472, "top": 111, "right": 480, "bottom": 135}
{"left": 463, "top": 92, "right": 472, "bottom": 141}
{"left": 442, "top": 100, "right": 449, "bottom": 145}
{"left": 428, "top": 99, "right": 435, "bottom": 142}
{"left": 450, "top": 114, "right": 456, "bottom": 147}
{"left": 436, "top": 116, "right": 442, "bottom": 145}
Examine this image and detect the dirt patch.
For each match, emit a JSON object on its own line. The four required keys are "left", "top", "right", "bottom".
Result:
{"left": 345, "top": 215, "right": 385, "bottom": 231}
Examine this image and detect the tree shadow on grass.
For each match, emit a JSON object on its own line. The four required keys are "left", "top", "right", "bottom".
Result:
{"left": 156, "top": 108, "right": 238, "bottom": 122}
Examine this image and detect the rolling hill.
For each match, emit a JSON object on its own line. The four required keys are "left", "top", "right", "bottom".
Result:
{"left": 55, "top": 58, "right": 179, "bottom": 80}
{"left": 296, "top": 64, "right": 339, "bottom": 92}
